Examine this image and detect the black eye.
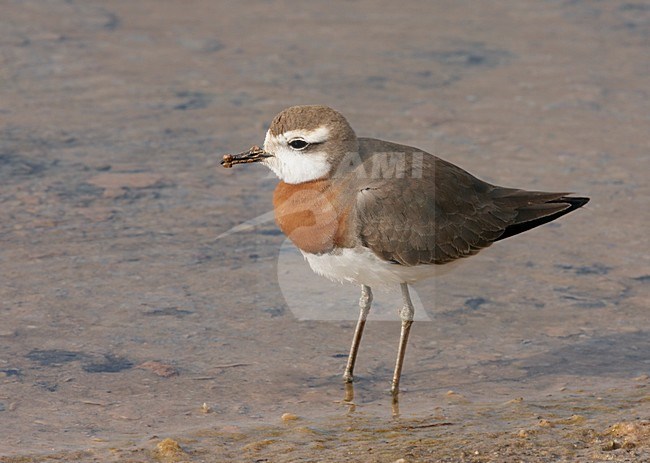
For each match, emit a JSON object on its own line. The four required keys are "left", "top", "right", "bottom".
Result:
{"left": 288, "top": 139, "right": 309, "bottom": 150}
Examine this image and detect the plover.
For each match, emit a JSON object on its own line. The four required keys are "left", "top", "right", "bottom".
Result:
{"left": 222, "top": 105, "right": 589, "bottom": 397}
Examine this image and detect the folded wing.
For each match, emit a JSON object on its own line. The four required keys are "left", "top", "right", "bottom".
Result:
{"left": 355, "top": 143, "right": 588, "bottom": 266}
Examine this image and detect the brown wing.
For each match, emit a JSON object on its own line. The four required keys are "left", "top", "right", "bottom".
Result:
{"left": 354, "top": 139, "right": 588, "bottom": 266}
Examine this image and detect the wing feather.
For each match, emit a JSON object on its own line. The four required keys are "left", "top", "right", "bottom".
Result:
{"left": 353, "top": 138, "right": 588, "bottom": 266}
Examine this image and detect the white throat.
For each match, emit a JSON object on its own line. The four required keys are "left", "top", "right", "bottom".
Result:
{"left": 262, "top": 128, "right": 332, "bottom": 184}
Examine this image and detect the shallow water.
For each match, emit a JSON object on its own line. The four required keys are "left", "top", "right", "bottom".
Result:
{"left": 1, "top": 1, "right": 648, "bottom": 461}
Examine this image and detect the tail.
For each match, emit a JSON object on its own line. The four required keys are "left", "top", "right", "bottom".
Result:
{"left": 492, "top": 190, "right": 590, "bottom": 241}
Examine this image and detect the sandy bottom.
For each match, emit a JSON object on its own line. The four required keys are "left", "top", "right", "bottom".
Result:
{"left": 1, "top": 0, "right": 648, "bottom": 461}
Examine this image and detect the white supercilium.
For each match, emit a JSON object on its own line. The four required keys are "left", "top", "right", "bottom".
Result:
{"left": 263, "top": 127, "right": 332, "bottom": 184}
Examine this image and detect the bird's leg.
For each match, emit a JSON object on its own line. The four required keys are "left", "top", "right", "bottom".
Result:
{"left": 391, "top": 283, "right": 414, "bottom": 397}
{"left": 343, "top": 382, "right": 356, "bottom": 413}
{"left": 343, "top": 285, "right": 373, "bottom": 383}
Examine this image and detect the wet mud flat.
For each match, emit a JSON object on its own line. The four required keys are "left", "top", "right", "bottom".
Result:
{"left": 1, "top": 0, "right": 649, "bottom": 461}
{"left": 1, "top": 385, "right": 649, "bottom": 462}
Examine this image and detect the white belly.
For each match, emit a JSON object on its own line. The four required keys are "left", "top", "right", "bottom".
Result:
{"left": 302, "top": 246, "right": 459, "bottom": 288}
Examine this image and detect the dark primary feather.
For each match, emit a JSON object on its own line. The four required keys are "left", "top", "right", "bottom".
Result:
{"left": 495, "top": 195, "right": 589, "bottom": 240}
{"left": 353, "top": 138, "right": 589, "bottom": 266}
